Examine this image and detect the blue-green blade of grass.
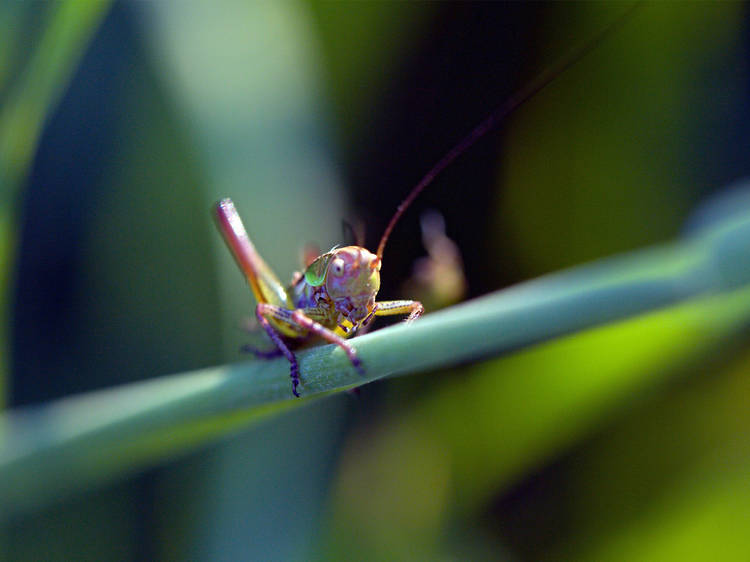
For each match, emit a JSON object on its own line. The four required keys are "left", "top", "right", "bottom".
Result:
{"left": 0, "top": 203, "right": 750, "bottom": 516}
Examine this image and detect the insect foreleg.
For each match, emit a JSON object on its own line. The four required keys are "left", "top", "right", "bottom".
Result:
{"left": 256, "top": 303, "right": 303, "bottom": 397}
{"left": 292, "top": 309, "right": 365, "bottom": 376}
{"left": 255, "top": 303, "right": 365, "bottom": 397}
{"left": 374, "top": 300, "right": 424, "bottom": 323}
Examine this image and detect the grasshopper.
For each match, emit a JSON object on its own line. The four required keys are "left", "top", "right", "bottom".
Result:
{"left": 214, "top": 5, "right": 638, "bottom": 397}
{"left": 215, "top": 198, "right": 423, "bottom": 397}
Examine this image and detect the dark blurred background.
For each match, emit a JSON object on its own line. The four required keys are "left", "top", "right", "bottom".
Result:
{"left": 4, "top": 2, "right": 750, "bottom": 560}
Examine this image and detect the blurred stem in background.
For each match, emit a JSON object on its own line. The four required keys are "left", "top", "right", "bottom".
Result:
{"left": 0, "top": 2, "right": 110, "bottom": 406}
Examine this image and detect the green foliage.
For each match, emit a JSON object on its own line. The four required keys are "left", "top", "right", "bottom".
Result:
{"left": 4, "top": 2, "right": 750, "bottom": 560}
{"left": 0, "top": 0, "right": 110, "bottom": 406}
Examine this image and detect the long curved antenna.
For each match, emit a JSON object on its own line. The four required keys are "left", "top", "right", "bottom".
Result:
{"left": 376, "top": 2, "right": 641, "bottom": 260}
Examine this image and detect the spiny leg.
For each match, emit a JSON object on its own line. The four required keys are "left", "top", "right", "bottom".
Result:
{"left": 374, "top": 300, "right": 424, "bottom": 323}
{"left": 256, "top": 303, "right": 302, "bottom": 397}
{"left": 292, "top": 309, "right": 365, "bottom": 375}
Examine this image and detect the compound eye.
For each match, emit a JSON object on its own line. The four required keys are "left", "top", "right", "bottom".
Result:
{"left": 331, "top": 257, "right": 345, "bottom": 277}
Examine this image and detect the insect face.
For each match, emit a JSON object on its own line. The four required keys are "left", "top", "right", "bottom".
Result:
{"left": 326, "top": 246, "right": 381, "bottom": 321}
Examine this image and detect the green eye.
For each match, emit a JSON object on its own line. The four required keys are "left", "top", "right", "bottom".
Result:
{"left": 304, "top": 253, "right": 333, "bottom": 286}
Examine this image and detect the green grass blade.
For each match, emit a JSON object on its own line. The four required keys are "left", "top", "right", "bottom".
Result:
{"left": 1, "top": 206, "right": 750, "bottom": 517}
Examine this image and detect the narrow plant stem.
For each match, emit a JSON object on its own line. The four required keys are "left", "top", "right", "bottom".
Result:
{"left": 2, "top": 209, "right": 750, "bottom": 517}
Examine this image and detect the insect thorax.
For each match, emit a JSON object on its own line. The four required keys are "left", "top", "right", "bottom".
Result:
{"left": 289, "top": 275, "right": 370, "bottom": 337}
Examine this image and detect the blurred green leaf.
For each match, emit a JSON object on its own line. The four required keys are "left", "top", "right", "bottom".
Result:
{"left": 324, "top": 286, "right": 750, "bottom": 558}
{"left": 0, "top": 1, "right": 110, "bottom": 196}
{"left": 499, "top": 3, "right": 744, "bottom": 275}
{"left": 545, "top": 318, "right": 750, "bottom": 559}
{"left": 306, "top": 1, "right": 429, "bottom": 142}
{"left": 0, "top": 1, "right": 110, "bottom": 405}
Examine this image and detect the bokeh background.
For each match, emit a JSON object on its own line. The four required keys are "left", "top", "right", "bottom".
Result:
{"left": 3, "top": 1, "right": 750, "bottom": 560}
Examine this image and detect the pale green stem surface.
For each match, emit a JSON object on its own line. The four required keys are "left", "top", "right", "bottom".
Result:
{"left": 1, "top": 210, "right": 750, "bottom": 517}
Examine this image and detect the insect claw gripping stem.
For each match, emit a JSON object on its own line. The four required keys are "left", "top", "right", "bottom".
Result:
{"left": 290, "top": 310, "right": 365, "bottom": 376}
{"left": 255, "top": 303, "right": 365, "bottom": 398}
{"left": 256, "top": 303, "right": 302, "bottom": 397}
